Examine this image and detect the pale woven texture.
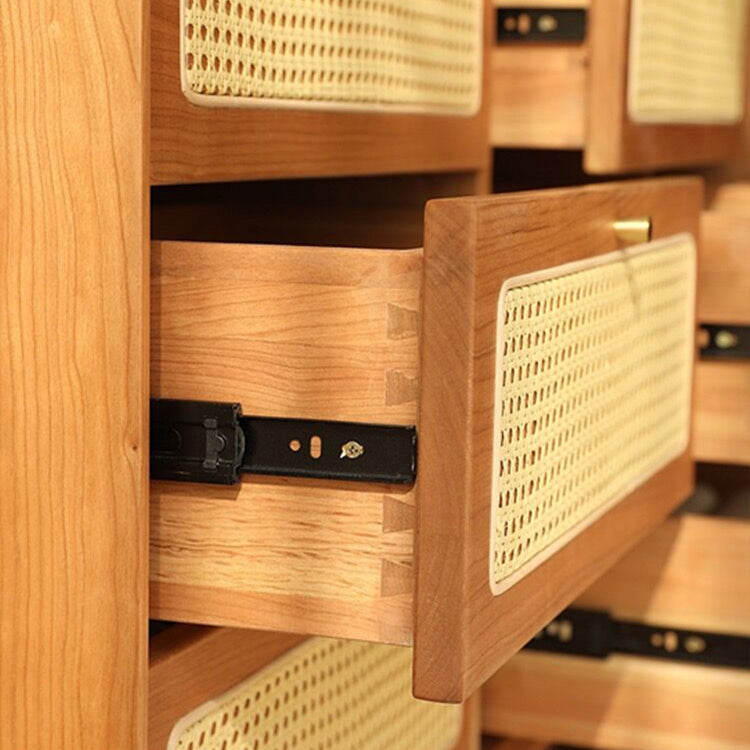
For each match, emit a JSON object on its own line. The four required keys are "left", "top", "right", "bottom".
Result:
{"left": 492, "top": 238, "right": 694, "bottom": 589}
{"left": 182, "top": 0, "right": 481, "bottom": 112}
{"left": 628, "top": 0, "right": 747, "bottom": 123}
{"left": 168, "top": 639, "right": 463, "bottom": 750}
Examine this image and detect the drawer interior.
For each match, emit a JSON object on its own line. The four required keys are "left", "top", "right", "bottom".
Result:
{"left": 482, "top": 503, "right": 750, "bottom": 750}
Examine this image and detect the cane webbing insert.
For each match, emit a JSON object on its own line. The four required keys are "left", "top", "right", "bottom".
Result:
{"left": 167, "top": 639, "right": 463, "bottom": 750}
{"left": 182, "top": 0, "right": 481, "bottom": 114}
{"left": 490, "top": 236, "right": 695, "bottom": 594}
{"left": 628, "top": 0, "right": 747, "bottom": 124}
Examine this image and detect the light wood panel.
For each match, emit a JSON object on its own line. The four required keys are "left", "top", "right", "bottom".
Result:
{"left": 491, "top": 45, "right": 587, "bottom": 149}
{"left": 576, "top": 514, "right": 750, "bottom": 636}
{"left": 482, "top": 651, "right": 750, "bottom": 750}
{"left": 150, "top": 0, "right": 490, "bottom": 184}
{"left": 586, "top": 0, "right": 743, "bottom": 173}
{"left": 150, "top": 242, "right": 421, "bottom": 643}
{"left": 700, "top": 211, "right": 750, "bottom": 325}
{"left": 149, "top": 626, "right": 480, "bottom": 750}
{"left": 694, "top": 362, "right": 750, "bottom": 466}
{"left": 414, "top": 178, "right": 701, "bottom": 702}
{"left": 0, "top": 2, "right": 149, "bottom": 749}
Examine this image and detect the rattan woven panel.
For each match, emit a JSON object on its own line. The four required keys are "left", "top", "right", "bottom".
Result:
{"left": 181, "top": 0, "right": 482, "bottom": 113}
{"left": 167, "top": 639, "right": 463, "bottom": 750}
{"left": 490, "top": 236, "right": 695, "bottom": 594}
{"left": 628, "top": 0, "right": 748, "bottom": 124}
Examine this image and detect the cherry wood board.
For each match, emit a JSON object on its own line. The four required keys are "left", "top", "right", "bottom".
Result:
{"left": 414, "top": 178, "right": 702, "bottom": 702}
{"left": 150, "top": 241, "right": 422, "bottom": 643}
{"left": 0, "top": 1, "right": 149, "bottom": 748}
{"left": 491, "top": 45, "right": 587, "bottom": 150}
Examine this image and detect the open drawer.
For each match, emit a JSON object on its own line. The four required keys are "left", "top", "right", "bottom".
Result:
{"left": 482, "top": 514, "right": 750, "bottom": 750}
{"left": 491, "top": 0, "right": 748, "bottom": 173}
{"left": 149, "top": 625, "right": 479, "bottom": 750}
{"left": 151, "top": 0, "right": 488, "bottom": 184}
{"left": 150, "top": 178, "right": 701, "bottom": 701}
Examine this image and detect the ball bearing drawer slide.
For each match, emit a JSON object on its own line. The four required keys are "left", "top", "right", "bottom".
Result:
{"left": 526, "top": 608, "right": 750, "bottom": 670}
{"left": 150, "top": 399, "right": 417, "bottom": 486}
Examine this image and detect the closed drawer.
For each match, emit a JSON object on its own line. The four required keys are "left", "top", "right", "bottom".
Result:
{"left": 491, "top": 0, "right": 748, "bottom": 173}
{"left": 482, "top": 514, "right": 750, "bottom": 750}
{"left": 150, "top": 177, "right": 701, "bottom": 701}
{"left": 151, "top": 0, "right": 488, "bottom": 184}
{"left": 149, "top": 625, "right": 479, "bottom": 750}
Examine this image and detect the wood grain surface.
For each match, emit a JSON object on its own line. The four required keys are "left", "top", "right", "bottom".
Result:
{"left": 149, "top": 626, "right": 480, "bottom": 749}
{"left": 491, "top": 45, "right": 587, "bottom": 149}
{"left": 414, "top": 178, "right": 701, "bottom": 702}
{"left": 0, "top": 1, "right": 149, "bottom": 748}
{"left": 150, "top": 242, "right": 421, "bottom": 643}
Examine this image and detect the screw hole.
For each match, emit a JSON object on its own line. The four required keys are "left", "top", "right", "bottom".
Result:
{"left": 310, "top": 436, "right": 322, "bottom": 459}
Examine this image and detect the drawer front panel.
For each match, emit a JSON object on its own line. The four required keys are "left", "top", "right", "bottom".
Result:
{"left": 166, "top": 638, "right": 462, "bottom": 750}
{"left": 415, "top": 178, "right": 701, "bottom": 702}
{"left": 492, "top": 237, "right": 695, "bottom": 593}
{"left": 182, "top": 0, "right": 482, "bottom": 115}
{"left": 628, "top": 0, "right": 747, "bottom": 124}
{"left": 149, "top": 627, "right": 477, "bottom": 750}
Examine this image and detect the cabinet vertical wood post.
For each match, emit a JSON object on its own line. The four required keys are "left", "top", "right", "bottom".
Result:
{"left": 0, "top": 1, "right": 149, "bottom": 748}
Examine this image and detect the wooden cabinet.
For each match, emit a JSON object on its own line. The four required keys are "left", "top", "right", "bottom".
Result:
{"left": 482, "top": 514, "right": 750, "bottom": 750}
{"left": 150, "top": 0, "right": 490, "bottom": 184}
{"left": 149, "top": 177, "right": 701, "bottom": 702}
{"left": 149, "top": 625, "right": 479, "bottom": 750}
{"left": 491, "top": 0, "right": 748, "bottom": 173}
